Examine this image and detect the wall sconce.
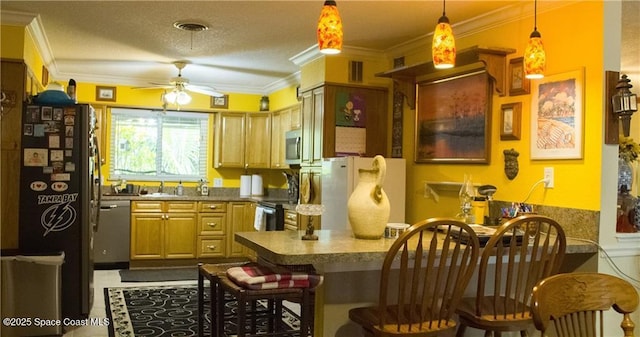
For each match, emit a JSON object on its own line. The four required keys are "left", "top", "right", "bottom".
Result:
{"left": 259, "top": 96, "right": 270, "bottom": 111}
{"left": 612, "top": 74, "right": 637, "bottom": 137}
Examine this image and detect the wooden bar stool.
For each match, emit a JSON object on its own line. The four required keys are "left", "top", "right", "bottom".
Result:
{"left": 198, "top": 262, "right": 316, "bottom": 337}
{"left": 216, "top": 273, "right": 311, "bottom": 337}
{"left": 198, "top": 262, "right": 253, "bottom": 337}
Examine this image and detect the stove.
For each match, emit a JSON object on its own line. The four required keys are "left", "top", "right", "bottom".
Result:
{"left": 256, "top": 199, "right": 290, "bottom": 231}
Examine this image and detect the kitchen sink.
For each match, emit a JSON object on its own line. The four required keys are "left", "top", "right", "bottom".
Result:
{"left": 102, "top": 192, "right": 139, "bottom": 196}
{"left": 141, "top": 192, "right": 176, "bottom": 197}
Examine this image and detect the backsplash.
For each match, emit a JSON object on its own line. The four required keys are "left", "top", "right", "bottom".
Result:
{"left": 493, "top": 200, "right": 599, "bottom": 241}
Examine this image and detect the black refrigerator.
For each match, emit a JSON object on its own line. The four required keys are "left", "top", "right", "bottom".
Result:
{"left": 19, "top": 102, "right": 100, "bottom": 320}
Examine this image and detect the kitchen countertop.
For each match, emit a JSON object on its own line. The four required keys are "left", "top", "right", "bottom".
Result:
{"left": 234, "top": 229, "right": 598, "bottom": 266}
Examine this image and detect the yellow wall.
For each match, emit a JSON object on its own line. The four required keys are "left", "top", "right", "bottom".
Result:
{"left": 1, "top": 25, "right": 25, "bottom": 59}
{"left": 403, "top": 1, "right": 605, "bottom": 222}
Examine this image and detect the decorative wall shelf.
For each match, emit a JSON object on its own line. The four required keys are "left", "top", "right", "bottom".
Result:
{"left": 423, "top": 181, "right": 480, "bottom": 202}
{"left": 376, "top": 46, "right": 516, "bottom": 109}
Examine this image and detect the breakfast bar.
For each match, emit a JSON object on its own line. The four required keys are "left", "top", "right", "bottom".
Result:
{"left": 235, "top": 229, "right": 597, "bottom": 337}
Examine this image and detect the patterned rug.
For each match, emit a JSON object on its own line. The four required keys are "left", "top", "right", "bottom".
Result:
{"left": 104, "top": 285, "right": 300, "bottom": 337}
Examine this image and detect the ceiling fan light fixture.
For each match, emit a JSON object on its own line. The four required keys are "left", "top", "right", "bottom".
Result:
{"left": 432, "top": 0, "right": 456, "bottom": 69}
{"left": 163, "top": 91, "right": 177, "bottom": 105}
{"left": 173, "top": 21, "right": 209, "bottom": 32}
{"left": 524, "top": 0, "right": 546, "bottom": 79}
{"left": 176, "top": 91, "right": 192, "bottom": 105}
{"left": 317, "top": 0, "right": 343, "bottom": 55}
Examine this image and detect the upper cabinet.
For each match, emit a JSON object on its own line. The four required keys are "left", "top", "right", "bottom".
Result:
{"left": 300, "top": 84, "right": 389, "bottom": 167}
{"left": 271, "top": 104, "right": 301, "bottom": 169}
{"left": 213, "top": 111, "right": 271, "bottom": 169}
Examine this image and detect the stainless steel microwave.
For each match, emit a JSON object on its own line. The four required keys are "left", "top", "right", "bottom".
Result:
{"left": 284, "top": 129, "right": 301, "bottom": 165}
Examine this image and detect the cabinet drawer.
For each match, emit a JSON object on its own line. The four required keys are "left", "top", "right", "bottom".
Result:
{"left": 198, "top": 201, "right": 227, "bottom": 213}
{"left": 131, "top": 201, "right": 163, "bottom": 212}
{"left": 166, "top": 201, "right": 197, "bottom": 212}
{"left": 284, "top": 210, "right": 298, "bottom": 229}
{"left": 199, "top": 214, "right": 226, "bottom": 235}
{"left": 197, "top": 237, "right": 226, "bottom": 257}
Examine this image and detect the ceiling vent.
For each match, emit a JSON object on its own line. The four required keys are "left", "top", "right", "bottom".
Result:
{"left": 173, "top": 21, "right": 209, "bottom": 32}
{"left": 349, "top": 60, "right": 363, "bottom": 83}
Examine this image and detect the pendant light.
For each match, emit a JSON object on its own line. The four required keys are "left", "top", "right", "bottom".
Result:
{"left": 317, "top": 0, "right": 343, "bottom": 54}
{"left": 524, "top": 0, "right": 546, "bottom": 79}
{"left": 432, "top": 0, "right": 456, "bottom": 69}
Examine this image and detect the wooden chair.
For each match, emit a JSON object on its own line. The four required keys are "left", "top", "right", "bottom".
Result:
{"left": 455, "top": 214, "right": 566, "bottom": 337}
{"left": 349, "top": 218, "right": 481, "bottom": 337}
{"left": 531, "top": 272, "right": 639, "bottom": 337}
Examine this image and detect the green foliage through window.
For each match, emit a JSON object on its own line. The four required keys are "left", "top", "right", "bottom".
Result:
{"left": 109, "top": 108, "right": 208, "bottom": 181}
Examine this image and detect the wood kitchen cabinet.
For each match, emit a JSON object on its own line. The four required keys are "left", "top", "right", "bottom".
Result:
{"left": 300, "top": 84, "right": 389, "bottom": 166}
{"left": 197, "top": 201, "right": 227, "bottom": 258}
{"left": 284, "top": 209, "right": 299, "bottom": 231}
{"left": 299, "top": 166, "right": 322, "bottom": 229}
{"left": 214, "top": 111, "right": 271, "bottom": 169}
{"left": 227, "top": 202, "right": 254, "bottom": 257}
{"left": 130, "top": 201, "right": 197, "bottom": 260}
{"left": 271, "top": 104, "right": 302, "bottom": 168}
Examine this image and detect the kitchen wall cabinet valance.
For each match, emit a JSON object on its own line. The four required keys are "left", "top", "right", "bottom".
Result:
{"left": 213, "top": 112, "right": 271, "bottom": 169}
{"left": 377, "top": 46, "right": 515, "bottom": 109}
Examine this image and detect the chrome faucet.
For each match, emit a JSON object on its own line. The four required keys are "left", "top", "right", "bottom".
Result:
{"left": 158, "top": 181, "right": 164, "bottom": 193}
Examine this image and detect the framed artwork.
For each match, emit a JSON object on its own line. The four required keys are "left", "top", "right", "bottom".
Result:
{"left": 42, "top": 66, "right": 49, "bottom": 87}
{"left": 500, "top": 102, "right": 522, "bottom": 140}
{"left": 509, "top": 57, "right": 530, "bottom": 96}
{"left": 211, "top": 95, "right": 229, "bottom": 109}
{"left": 96, "top": 86, "right": 116, "bottom": 102}
{"left": 415, "top": 69, "right": 492, "bottom": 164}
{"left": 530, "top": 68, "right": 584, "bottom": 160}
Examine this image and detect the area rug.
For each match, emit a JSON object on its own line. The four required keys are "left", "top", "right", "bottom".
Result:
{"left": 119, "top": 267, "right": 198, "bottom": 282}
{"left": 104, "top": 285, "right": 300, "bottom": 337}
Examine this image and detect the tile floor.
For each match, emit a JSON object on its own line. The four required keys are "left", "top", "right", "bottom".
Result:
{"left": 62, "top": 269, "right": 198, "bottom": 337}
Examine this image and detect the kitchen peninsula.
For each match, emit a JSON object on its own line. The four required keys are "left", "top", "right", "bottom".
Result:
{"left": 235, "top": 229, "right": 597, "bottom": 337}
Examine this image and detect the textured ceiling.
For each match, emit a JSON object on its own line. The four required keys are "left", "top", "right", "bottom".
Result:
{"left": 1, "top": 1, "right": 637, "bottom": 95}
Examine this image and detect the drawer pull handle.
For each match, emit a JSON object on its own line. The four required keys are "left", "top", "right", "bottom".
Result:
{"left": 207, "top": 222, "right": 217, "bottom": 227}
{"left": 287, "top": 215, "right": 296, "bottom": 219}
{"left": 209, "top": 205, "right": 217, "bottom": 209}
{"left": 206, "top": 245, "right": 216, "bottom": 250}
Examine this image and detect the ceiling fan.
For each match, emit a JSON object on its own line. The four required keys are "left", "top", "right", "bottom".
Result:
{"left": 135, "top": 61, "right": 224, "bottom": 104}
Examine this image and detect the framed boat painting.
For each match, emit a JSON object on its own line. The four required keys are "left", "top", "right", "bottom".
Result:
{"left": 415, "top": 69, "right": 492, "bottom": 164}
{"left": 530, "top": 68, "right": 584, "bottom": 160}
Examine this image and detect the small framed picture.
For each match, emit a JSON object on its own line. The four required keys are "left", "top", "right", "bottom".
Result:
{"left": 96, "top": 86, "right": 116, "bottom": 102}
{"left": 210, "top": 95, "right": 229, "bottom": 109}
{"left": 500, "top": 102, "right": 522, "bottom": 140}
{"left": 509, "top": 57, "right": 530, "bottom": 96}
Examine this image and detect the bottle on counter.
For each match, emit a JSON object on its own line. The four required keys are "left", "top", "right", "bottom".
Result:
{"left": 176, "top": 181, "right": 184, "bottom": 196}
{"left": 616, "top": 185, "right": 637, "bottom": 233}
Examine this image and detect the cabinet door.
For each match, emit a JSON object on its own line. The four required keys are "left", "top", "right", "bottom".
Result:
{"left": 245, "top": 113, "right": 271, "bottom": 168}
{"left": 130, "top": 213, "right": 164, "bottom": 259}
{"left": 214, "top": 112, "right": 245, "bottom": 168}
{"left": 299, "top": 167, "right": 322, "bottom": 229}
{"left": 290, "top": 104, "right": 301, "bottom": 130}
{"left": 227, "top": 202, "right": 252, "bottom": 257}
{"left": 301, "top": 88, "right": 324, "bottom": 166}
{"left": 164, "top": 212, "right": 197, "bottom": 259}
{"left": 270, "top": 110, "right": 284, "bottom": 168}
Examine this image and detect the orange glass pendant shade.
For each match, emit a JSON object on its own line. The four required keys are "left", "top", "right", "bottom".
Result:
{"left": 432, "top": 18, "right": 456, "bottom": 69}
{"left": 317, "top": 0, "right": 343, "bottom": 54}
{"left": 524, "top": 29, "right": 546, "bottom": 79}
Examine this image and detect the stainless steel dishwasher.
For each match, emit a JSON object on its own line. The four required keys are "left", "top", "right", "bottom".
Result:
{"left": 94, "top": 200, "right": 130, "bottom": 267}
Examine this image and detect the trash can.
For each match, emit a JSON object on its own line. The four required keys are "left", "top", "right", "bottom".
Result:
{"left": 1, "top": 250, "right": 65, "bottom": 337}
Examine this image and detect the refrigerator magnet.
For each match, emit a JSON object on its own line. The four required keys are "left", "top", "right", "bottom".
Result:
{"left": 41, "top": 106, "right": 53, "bottom": 120}
{"left": 53, "top": 108, "right": 64, "bottom": 121}
{"left": 50, "top": 150, "right": 64, "bottom": 161}
{"left": 49, "top": 134, "right": 60, "bottom": 148}
{"left": 24, "top": 148, "right": 48, "bottom": 167}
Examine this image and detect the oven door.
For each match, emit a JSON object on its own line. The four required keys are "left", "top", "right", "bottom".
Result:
{"left": 255, "top": 203, "right": 284, "bottom": 231}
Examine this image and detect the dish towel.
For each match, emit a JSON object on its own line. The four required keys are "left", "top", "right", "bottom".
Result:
{"left": 254, "top": 206, "right": 266, "bottom": 231}
{"left": 226, "top": 263, "right": 323, "bottom": 290}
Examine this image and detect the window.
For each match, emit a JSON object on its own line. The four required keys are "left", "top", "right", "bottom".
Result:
{"left": 109, "top": 108, "right": 208, "bottom": 181}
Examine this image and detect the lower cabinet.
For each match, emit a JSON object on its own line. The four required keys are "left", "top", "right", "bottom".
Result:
{"left": 130, "top": 201, "right": 197, "bottom": 260}
{"left": 131, "top": 200, "right": 254, "bottom": 261}
{"left": 284, "top": 210, "right": 299, "bottom": 231}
